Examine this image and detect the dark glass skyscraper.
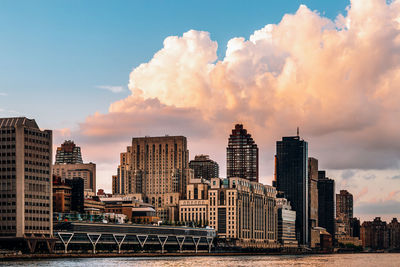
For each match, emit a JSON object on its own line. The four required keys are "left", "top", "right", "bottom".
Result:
{"left": 226, "top": 124, "right": 258, "bottom": 182}
{"left": 275, "top": 135, "right": 308, "bottom": 245}
{"left": 318, "top": 170, "right": 335, "bottom": 237}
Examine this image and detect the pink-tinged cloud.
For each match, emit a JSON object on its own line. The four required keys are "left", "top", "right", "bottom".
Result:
{"left": 354, "top": 186, "right": 369, "bottom": 202}
{"left": 57, "top": 0, "right": 400, "bottom": 202}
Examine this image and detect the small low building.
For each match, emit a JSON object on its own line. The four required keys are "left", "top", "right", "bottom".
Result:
{"left": 84, "top": 197, "right": 105, "bottom": 214}
{"left": 313, "top": 227, "right": 333, "bottom": 252}
{"left": 103, "top": 213, "right": 127, "bottom": 224}
{"left": 131, "top": 207, "right": 159, "bottom": 224}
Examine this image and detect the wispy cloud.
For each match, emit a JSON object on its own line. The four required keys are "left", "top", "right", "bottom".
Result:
{"left": 96, "top": 85, "right": 125, "bottom": 93}
{"left": 0, "top": 108, "right": 20, "bottom": 115}
{"left": 0, "top": 92, "right": 8, "bottom": 96}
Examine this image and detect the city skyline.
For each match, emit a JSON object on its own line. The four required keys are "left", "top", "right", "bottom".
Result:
{"left": 1, "top": 0, "right": 400, "bottom": 222}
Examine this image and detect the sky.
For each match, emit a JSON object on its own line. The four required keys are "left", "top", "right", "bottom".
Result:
{"left": 1, "top": 0, "right": 400, "bottom": 222}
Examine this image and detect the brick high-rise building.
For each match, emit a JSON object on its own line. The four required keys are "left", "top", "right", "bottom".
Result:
{"left": 226, "top": 124, "right": 258, "bottom": 182}
{"left": 336, "top": 190, "right": 353, "bottom": 220}
{"left": 0, "top": 117, "right": 53, "bottom": 248}
{"left": 388, "top": 218, "right": 400, "bottom": 249}
{"left": 275, "top": 135, "right": 308, "bottom": 245}
{"left": 113, "top": 136, "right": 193, "bottom": 221}
{"left": 318, "top": 171, "right": 335, "bottom": 237}
{"left": 361, "top": 217, "right": 389, "bottom": 249}
{"left": 189, "top": 155, "right": 219, "bottom": 181}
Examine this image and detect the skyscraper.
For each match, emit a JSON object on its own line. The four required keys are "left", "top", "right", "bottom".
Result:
{"left": 53, "top": 140, "right": 96, "bottom": 192}
{"left": 336, "top": 190, "right": 353, "bottom": 220}
{"left": 189, "top": 154, "right": 219, "bottom": 180}
{"left": 113, "top": 135, "right": 193, "bottom": 221}
{"left": 0, "top": 117, "right": 53, "bottom": 243}
{"left": 226, "top": 124, "right": 258, "bottom": 182}
{"left": 55, "top": 140, "right": 83, "bottom": 164}
{"left": 275, "top": 135, "right": 308, "bottom": 244}
{"left": 318, "top": 171, "right": 335, "bottom": 237}
{"left": 308, "top": 157, "right": 319, "bottom": 238}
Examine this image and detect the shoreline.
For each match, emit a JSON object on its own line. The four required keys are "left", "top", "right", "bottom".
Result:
{"left": 1, "top": 251, "right": 396, "bottom": 261}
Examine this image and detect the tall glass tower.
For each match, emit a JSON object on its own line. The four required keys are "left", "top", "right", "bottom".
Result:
{"left": 275, "top": 135, "right": 308, "bottom": 245}
{"left": 226, "top": 124, "right": 258, "bottom": 182}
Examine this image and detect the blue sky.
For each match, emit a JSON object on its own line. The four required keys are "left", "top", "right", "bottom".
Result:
{"left": 2, "top": 0, "right": 400, "bottom": 221}
{"left": 0, "top": 0, "right": 349, "bottom": 130}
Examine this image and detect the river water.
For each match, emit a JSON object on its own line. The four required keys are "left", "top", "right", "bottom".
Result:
{"left": 1, "top": 254, "right": 399, "bottom": 267}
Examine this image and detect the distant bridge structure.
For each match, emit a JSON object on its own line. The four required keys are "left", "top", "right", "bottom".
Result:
{"left": 54, "top": 222, "right": 216, "bottom": 254}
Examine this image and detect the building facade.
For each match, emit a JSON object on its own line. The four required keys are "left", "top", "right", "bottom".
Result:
{"left": 275, "top": 135, "right": 308, "bottom": 245}
{"left": 308, "top": 157, "right": 319, "bottom": 239}
{"left": 361, "top": 217, "right": 389, "bottom": 249}
{"left": 179, "top": 178, "right": 210, "bottom": 226}
{"left": 318, "top": 171, "right": 335, "bottom": 237}
{"left": 189, "top": 154, "right": 219, "bottom": 181}
{"left": 349, "top": 217, "right": 361, "bottom": 238}
{"left": 113, "top": 136, "right": 193, "bottom": 221}
{"left": 226, "top": 124, "right": 258, "bottom": 182}
{"left": 0, "top": 117, "right": 53, "bottom": 238}
{"left": 53, "top": 176, "right": 84, "bottom": 213}
{"left": 336, "top": 190, "right": 353, "bottom": 220}
{"left": 388, "top": 218, "right": 400, "bottom": 249}
{"left": 53, "top": 162, "right": 96, "bottom": 193}
{"left": 276, "top": 197, "right": 297, "bottom": 247}
{"left": 208, "top": 177, "right": 277, "bottom": 247}
{"left": 55, "top": 140, "right": 83, "bottom": 164}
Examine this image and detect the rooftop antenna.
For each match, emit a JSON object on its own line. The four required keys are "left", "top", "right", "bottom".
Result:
{"left": 297, "top": 126, "right": 299, "bottom": 137}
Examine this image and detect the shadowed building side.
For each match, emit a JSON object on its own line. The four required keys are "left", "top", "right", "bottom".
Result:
{"left": 275, "top": 135, "right": 309, "bottom": 245}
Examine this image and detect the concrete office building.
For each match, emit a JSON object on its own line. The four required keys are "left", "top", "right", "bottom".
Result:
{"left": 189, "top": 155, "right": 219, "bottom": 181}
{"left": 227, "top": 124, "right": 259, "bottom": 182}
{"left": 275, "top": 134, "right": 308, "bottom": 245}
{"left": 0, "top": 117, "right": 53, "bottom": 247}
{"left": 113, "top": 136, "right": 193, "bottom": 222}
{"left": 208, "top": 177, "right": 277, "bottom": 247}
{"left": 318, "top": 171, "right": 335, "bottom": 237}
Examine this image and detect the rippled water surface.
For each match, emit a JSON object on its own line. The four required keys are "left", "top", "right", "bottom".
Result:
{"left": 1, "top": 254, "right": 399, "bottom": 267}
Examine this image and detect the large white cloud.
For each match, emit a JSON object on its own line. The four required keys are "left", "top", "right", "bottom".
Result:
{"left": 63, "top": 0, "right": 400, "bottom": 219}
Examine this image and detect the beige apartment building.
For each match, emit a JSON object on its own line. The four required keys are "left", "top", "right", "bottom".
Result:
{"left": 0, "top": 117, "right": 53, "bottom": 241}
{"left": 113, "top": 136, "right": 193, "bottom": 221}
{"left": 208, "top": 177, "right": 278, "bottom": 247}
